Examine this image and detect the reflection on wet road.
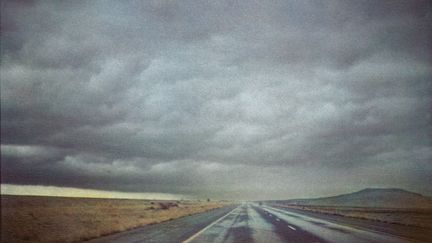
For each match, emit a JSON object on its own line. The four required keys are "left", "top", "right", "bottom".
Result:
{"left": 89, "top": 203, "right": 411, "bottom": 243}
{"left": 186, "top": 203, "right": 408, "bottom": 243}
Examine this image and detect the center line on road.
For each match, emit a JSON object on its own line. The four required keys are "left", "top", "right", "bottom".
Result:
{"left": 182, "top": 206, "right": 239, "bottom": 243}
{"left": 288, "top": 225, "right": 296, "bottom": 230}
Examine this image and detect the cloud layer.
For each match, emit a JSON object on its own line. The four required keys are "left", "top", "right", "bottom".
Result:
{"left": 1, "top": 0, "right": 431, "bottom": 199}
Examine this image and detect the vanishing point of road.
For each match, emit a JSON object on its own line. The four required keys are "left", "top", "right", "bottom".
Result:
{"left": 87, "top": 203, "right": 415, "bottom": 243}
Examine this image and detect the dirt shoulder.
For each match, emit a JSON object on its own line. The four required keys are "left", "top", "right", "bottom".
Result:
{"left": 1, "top": 195, "right": 228, "bottom": 243}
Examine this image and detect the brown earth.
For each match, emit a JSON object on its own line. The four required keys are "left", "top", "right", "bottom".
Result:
{"left": 1, "top": 195, "right": 226, "bottom": 243}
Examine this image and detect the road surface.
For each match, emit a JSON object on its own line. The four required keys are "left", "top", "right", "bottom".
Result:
{"left": 88, "top": 203, "right": 414, "bottom": 242}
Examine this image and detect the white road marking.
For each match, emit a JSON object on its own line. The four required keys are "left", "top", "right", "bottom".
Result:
{"left": 288, "top": 225, "right": 296, "bottom": 231}
{"left": 182, "top": 206, "right": 239, "bottom": 243}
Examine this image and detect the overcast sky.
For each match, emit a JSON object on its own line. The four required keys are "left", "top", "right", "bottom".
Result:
{"left": 1, "top": 0, "right": 431, "bottom": 200}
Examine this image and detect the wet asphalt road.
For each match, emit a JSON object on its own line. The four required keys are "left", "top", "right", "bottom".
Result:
{"left": 87, "top": 203, "right": 411, "bottom": 243}
{"left": 187, "top": 204, "right": 408, "bottom": 243}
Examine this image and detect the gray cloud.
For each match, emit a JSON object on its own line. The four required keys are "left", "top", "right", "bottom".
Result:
{"left": 1, "top": 0, "right": 431, "bottom": 199}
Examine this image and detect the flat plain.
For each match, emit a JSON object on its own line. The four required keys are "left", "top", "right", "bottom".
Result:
{"left": 1, "top": 195, "right": 225, "bottom": 243}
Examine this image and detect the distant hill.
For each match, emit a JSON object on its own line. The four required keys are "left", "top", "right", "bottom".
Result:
{"left": 277, "top": 188, "right": 432, "bottom": 208}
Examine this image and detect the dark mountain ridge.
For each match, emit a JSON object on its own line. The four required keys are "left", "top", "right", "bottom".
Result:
{"left": 276, "top": 188, "right": 432, "bottom": 208}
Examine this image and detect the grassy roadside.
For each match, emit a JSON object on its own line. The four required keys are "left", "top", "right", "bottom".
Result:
{"left": 270, "top": 204, "right": 432, "bottom": 229}
{"left": 1, "top": 195, "right": 227, "bottom": 243}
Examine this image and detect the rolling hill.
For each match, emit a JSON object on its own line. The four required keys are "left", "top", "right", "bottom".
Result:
{"left": 278, "top": 188, "right": 432, "bottom": 208}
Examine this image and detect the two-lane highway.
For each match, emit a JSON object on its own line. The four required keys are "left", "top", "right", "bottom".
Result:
{"left": 88, "top": 203, "right": 412, "bottom": 242}
{"left": 185, "top": 204, "right": 326, "bottom": 243}
{"left": 185, "top": 203, "right": 407, "bottom": 243}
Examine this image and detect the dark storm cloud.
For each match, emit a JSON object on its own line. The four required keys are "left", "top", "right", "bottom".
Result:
{"left": 1, "top": 0, "right": 431, "bottom": 199}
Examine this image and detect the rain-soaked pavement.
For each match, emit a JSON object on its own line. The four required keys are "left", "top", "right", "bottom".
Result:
{"left": 187, "top": 203, "right": 407, "bottom": 243}
{"left": 88, "top": 203, "right": 410, "bottom": 243}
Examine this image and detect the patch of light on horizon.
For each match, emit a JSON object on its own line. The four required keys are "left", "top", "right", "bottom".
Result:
{"left": 0, "top": 184, "right": 185, "bottom": 200}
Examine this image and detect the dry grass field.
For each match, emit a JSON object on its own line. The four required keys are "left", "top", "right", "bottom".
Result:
{"left": 273, "top": 204, "right": 432, "bottom": 229}
{"left": 1, "top": 195, "right": 226, "bottom": 243}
